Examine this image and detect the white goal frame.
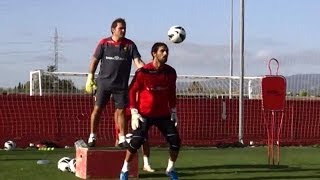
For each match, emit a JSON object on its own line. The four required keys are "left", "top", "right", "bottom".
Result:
{"left": 29, "top": 70, "right": 262, "bottom": 98}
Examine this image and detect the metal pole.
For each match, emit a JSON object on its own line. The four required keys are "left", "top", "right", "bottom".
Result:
{"left": 39, "top": 70, "right": 43, "bottom": 96}
{"left": 29, "top": 71, "right": 33, "bottom": 96}
{"left": 229, "top": 0, "right": 234, "bottom": 99}
{"left": 239, "top": 0, "right": 245, "bottom": 143}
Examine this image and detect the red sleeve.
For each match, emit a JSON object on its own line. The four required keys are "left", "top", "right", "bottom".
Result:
{"left": 93, "top": 39, "right": 106, "bottom": 59}
{"left": 169, "top": 69, "right": 177, "bottom": 108}
{"left": 129, "top": 70, "right": 142, "bottom": 108}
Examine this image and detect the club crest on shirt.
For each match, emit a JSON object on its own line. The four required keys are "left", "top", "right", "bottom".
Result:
{"left": 123, "top": 46, "right": 128, "bottom": 52}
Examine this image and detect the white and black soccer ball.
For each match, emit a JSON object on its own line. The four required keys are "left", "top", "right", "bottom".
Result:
{"left": 57, "top": 157, "right": 71, "bottom": 172}
{"left": 168, "top": 25, "right": 186, "bottom": 43}
{"left": 4, "top": 140, "right": 16, "bottom": 151}
{"left": 68, "top": 158, "right": 76, "bottom": 173}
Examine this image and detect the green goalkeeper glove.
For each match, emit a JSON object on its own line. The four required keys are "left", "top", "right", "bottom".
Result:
{"left": 85, "top": 73, "right": 97, "bottom": 93}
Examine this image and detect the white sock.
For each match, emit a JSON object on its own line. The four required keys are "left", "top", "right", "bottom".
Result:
{"left": 89, "top": 133, "right": 96, "bottom": 139}
{"left": 166, "top": 159, "right": 175, "bottom": 172}
{"left": 119, "top": 135, "right": 125, "bottom": 143}
{"left": 121, "top": 160, "right": 129, "bottom": 172}
{"left": 143, "top": 155, "right": 150, "bottom": 167}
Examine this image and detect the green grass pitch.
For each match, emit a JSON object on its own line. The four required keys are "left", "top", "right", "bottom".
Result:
{"left": 1, "top": 147, "right": 320, "bottom": 179}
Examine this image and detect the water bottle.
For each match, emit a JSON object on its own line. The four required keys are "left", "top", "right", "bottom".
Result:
{"left": 74, "top": 139, "right": 88, "bottom": 148}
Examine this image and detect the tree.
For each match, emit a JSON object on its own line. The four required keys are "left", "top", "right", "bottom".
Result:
{"left": 12, "top": 65, "right": 79, "bottom": 95}
{"left": 187, "top": 81, "right": 205, "bottom": 93}
{"left": 299, "top": 90, "right": 308, "bottom": 97}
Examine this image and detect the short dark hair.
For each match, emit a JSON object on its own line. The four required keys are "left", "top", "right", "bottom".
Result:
{"left": 151, "top": 42, "right": 168, "bottom": 58}
{"left": 111, "top": 18, "right": 126, "bottom": 33}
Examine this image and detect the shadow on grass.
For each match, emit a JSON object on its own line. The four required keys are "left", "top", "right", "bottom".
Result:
{"left": 193, "top": 176, "right": 320, "bottom": 180}
{"left": 139, "top": 171, "right": 190, "bottom": 179}
{"left": 178, "top": 164, "right": 290, "bottom": 170}
{"left": 0, "top": 158, "right": 43, "bottom": 161}
{"left": 141, "top": 164, "right": 320, "bottom": 179}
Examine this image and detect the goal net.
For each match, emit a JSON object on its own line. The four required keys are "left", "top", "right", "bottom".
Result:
{"left": 26, "top": 70, "right": 263, "bottom": 146}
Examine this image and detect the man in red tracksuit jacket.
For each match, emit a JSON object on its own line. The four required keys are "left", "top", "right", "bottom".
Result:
{"left": 119, "top": 42, "right": 181, "bottom": 180}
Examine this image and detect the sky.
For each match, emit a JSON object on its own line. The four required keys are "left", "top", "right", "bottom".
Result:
{"left": 1, "top": 0, "right": 320, "bottom": 87}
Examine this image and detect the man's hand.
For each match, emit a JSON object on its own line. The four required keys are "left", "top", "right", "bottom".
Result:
{"left": 85, "top": 73, "right": 97, "bottom": 93}
{"left": 171, "top": 108, "right": 178, "bottom": 127}
{"left": 131, "top": 108, "right": 144, "bottom": 130}
{"left": 133, "top": 57, "right": 145, "bottom": 68}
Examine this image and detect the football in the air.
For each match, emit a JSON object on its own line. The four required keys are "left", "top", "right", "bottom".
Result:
{"left": 4, "top": 140, "right": 16, "bottom": 151}
{"left": 168, "top": 25, "right": 186, "bottom": 43}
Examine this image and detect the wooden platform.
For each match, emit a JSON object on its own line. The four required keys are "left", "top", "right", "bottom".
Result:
{"left": 75, "top": 147, "right": 138, "bottom": 179}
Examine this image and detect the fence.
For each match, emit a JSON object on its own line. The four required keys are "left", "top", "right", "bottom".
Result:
{"left": 1, "top": 71, "right": 320, "bottom": 147}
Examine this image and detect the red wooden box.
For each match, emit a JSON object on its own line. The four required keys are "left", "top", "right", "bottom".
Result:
{"left": 75, "top": 147, "right": 138, "bottom": 179}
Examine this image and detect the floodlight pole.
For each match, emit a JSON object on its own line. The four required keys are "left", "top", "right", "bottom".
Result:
{"left": 239, "top": 0, "right": 245, "bottom": 144}
{"left": 229, "top": 0, "right": 234, "bottom": 99}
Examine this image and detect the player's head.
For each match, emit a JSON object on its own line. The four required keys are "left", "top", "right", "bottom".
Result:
{"left": 111, "top": 18, "right": 126, "bottom": 38}
{"left": 151, "top": 42, "right": 169, "bottom": 64}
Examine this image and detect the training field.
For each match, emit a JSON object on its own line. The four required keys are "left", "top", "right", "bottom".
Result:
{"left": 2, "top": 147, "right": 320, "bottom": 180}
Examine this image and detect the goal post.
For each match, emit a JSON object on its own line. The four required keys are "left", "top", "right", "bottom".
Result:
{"left": 29, "top": 70, "right": 262, "bottom": 98}
{"left": 30, "top": 70, "right": 95, "bottom": 96}
{"left": 176, "top": 75, "right": 262, "bottom": 99}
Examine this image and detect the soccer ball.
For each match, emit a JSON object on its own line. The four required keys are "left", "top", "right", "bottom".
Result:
{"left": 4, "top": 140, "right": 16, "bottom": 151}
{"left": 168, "top": 25, "right": 186, "bottom": 43}
{"left": 57, "top": 157, "right": 71, "bottom": 172}
{"left": 68, "top": 158, "right": 76, "bottom": 173}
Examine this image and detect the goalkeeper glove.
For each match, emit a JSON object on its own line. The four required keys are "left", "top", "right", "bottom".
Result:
{"left": 171, "top": 108, "right": 178, "bottom": 127}
{"left": 85, "top": 73, "right": 97, "bottom": 93}
{"left": 131, "top": 108, "right": 145, "bottom": 130}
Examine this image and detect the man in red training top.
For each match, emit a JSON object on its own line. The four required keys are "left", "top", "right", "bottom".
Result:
{"left": 119, "top": 42, "right": 180, "bottom": 180}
